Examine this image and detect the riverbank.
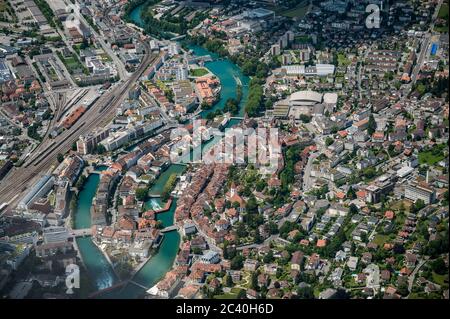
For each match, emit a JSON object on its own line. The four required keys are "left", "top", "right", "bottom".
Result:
{"left": 92, "top": 239, "right": 121, "bottom": 280}
{"left": 75, "top": 3, "right": 251, "bottom": 298}
{"left": 73, "top": 165, "right": 119, "bottom": 292}
{"left": 187, "top": 44, "right": 250, "bottom": 119}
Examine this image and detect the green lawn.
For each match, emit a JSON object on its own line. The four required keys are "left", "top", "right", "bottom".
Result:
{"left": 435, "top": 25, "right": 449, "bottom": 32}
{"left": 438, "top": 3, "right": 449, "bottom": 19}
{"left": 373, "top": 234, "right": 389, "bottom": 246}
{"left": 390, "top": 199, "right": 412, "bottom": 212}
{"left": 294, "top": 35, "right": 311, "bottom": 44}
{"left": 65, "top": 57, "right": 81, "bottom": 70}
{"left": 100, "top": 53, "right": 112, "bottom": 62}
{"left": 337, "top": 53, "right": 351, "bottom": 67}
{"left": 0, "top": 1, "right": 8, "bottom": 11}
{"left": 189, "top": 68, "right": 209, "bottom": 77}
{"left": 213, "top": 292, "right": 237, "bottom": 299}
{"left": 73, "top": 44, "right": 82, "bottom": 54}
{"left": 213, "top": 288, "right": 241, "bottom": 299}
{"left": 57, "top": 51, "right": 88, "bottom": 75}
{"left": 313, "top": 287, "right": 320, "bottom": 298}
{"left": 432, "top": 272, "right": 447, "bottom": 286}
{"left": 280, "top": 1, "right": 310, "bottom": 18}
{"left": 48, "top": 67, "right": 58, "bottom": 81}
{"left": 419, "top": 150, "right": 445, "bottom": 165}
{"left": 408, "top": 292, "right": 427, "bottom": 299}
{"left": 435, "top": 3, "right": 449, "bottom": 32}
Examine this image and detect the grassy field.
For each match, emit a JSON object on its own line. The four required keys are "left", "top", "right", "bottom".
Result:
{"left": 57, "top": 51, "right": 89, "bottom": 75}
{"left": 65, "top": 57, "right": 82, "bottom": 71}
{"left": 438, "top": 3, "right": 449, "bottom": 19}
{"left": 337, "top": 53, "right": 351, "bottom": 67}
{"left": 100, "top": 53, "right": 112, "bottom": 62}
{"left": 0, "top": 0, "right": 17, "bottom": 22}
{"left": 279, "top": 1, "right": 310, "bottom": 18}
{"left": 48, "top": 67, "right": 59, "bottom": 81}
{"left": 408, "top": 292, "right": 426, "bottom": 299}
{"left": 432, "top": 272, "right": 447, "bottom": 286}
{"left": 373, "top": 234, "right": 389, "bottom": 246}
{"left": 435, "top": 3, "right": 449, "bottom": 32}
{"left": 213, "top": 287, "right": 241, "bottom": 299}
{"left": 295, "top": 35, "right": 311, "bottom": 43}
{"left": 0, "top": 1, "right": 8, "bottom": 11}
{"left": 435, "top": 25, "right": 449, "bottom": 32}
{"left": 419, "top": 150, "right": 445, "bottom": 165}
{"left": 390, "top": 199, "right": 413, "bottom": 212}
{"left": 190, "top": 68, "right": 209, "bottom": 77}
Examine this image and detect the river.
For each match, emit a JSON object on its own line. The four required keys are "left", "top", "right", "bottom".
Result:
{"left": 73, "top": 1, "right": 249, "bottom": 298}
{"left": 74, "top": 167, "right": 118, "bottom": 291}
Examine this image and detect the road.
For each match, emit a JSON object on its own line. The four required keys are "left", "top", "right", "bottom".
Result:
{"left": 408, "top": 257, "right": 429, "bottom": 293}
{"left": 409, "top": 0, "right": 444, "bottom": 86}
{"left": 0, "top": 45, "right": 156, "bottom": 209}
{"left": 302, "top": 151, "right": 318, "bottom": 192}
{"left": 191, "top": 220, "right": 222, "bottom": 253}
{"left": 71, "top": 4, "right": 129, "bottom": 81}
{"left": 140, "top": 89, "right": 177, "bottom": 125}
{"left": 357, "top": 46, "right": 371, "bottom": 99}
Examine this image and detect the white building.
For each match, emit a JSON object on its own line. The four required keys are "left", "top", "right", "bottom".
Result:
{"left": 280, "top": 64, "right": 335, "bottom": 76}
{"left": 405, "top": 182, "right": 436, "bottom": 204}
{"left": 18, "top": 175, "right": 55, "bottom": 211}
{"left": 43, "top": 227, "right": 69, "bottom": 244}
{"left": 200, "top": 250, "right": 220, "bottom": 264}
{"left": 168, "top": 43, "right": 180, "bottom": 56}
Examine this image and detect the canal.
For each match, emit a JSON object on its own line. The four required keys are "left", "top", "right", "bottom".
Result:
{"left": 74, "top": 1, "right": 249, "bottom": 298}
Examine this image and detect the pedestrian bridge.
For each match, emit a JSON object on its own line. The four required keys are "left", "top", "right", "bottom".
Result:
{"left": 160, "top": 225, "right": 177, "bottom": 233}
{"left": 128, "top": 280, "right": 150, "bottom": 291}
{"left": 70, "top": 225, "right": 176, "bottom": 236}
{"left": 71, "top": 228, "right": 91, "bottom": 237}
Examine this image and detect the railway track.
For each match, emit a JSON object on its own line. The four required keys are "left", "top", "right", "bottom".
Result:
{"left": 0, "top": 48, "right": 156, "bottom": 206}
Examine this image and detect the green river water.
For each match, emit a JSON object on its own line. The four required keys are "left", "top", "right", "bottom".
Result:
{"left": 73, "top": 2, "right": 249, "bottom": 298}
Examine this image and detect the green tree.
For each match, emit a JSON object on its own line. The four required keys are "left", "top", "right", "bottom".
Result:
{"left": 161, "top": 174, "right": 177, "bottom": 202}
{"left": 349, "top": 203, "right": 358, "bottom": 215}
{"left": 236, "top": 289, "right": 247, "bottom": 299}
{"left": 368, "top": 114, "right": 376, "bottom": 135}
{"left": 57, "top": 153, "right": 64, "bottom": 163}
{"left": 325, "top": 137, "right": 334, "bottom": 146}
{"left": 431, "top": 258, "right": 447, "bottom": 275}
{"left": 297, "top": 286, "right": 314, "bottom": 299}
{"left": 231, "top": 254, "right": 244, "bottom": 270}
{"left": 135, "top": 188, "right": 148, "bottom": 201}
{"left": 299, "top": 114, "right": 311, "bottom": 123}
{"left": 250, "top": 272, "right": 258, "bottom": 290}
{"left": 347, "top": 186, "right": 356, "bottom": 199}
{"left": 245, "top": 196, "right": 258, "bottom": 214}
{"left": 263, "top": 251, "right": 274, "bottom": 263}
{"left": 268, "top": 222, "right": 279, "bottom": 235}
{"left": 225, "top": 274, "right": 233, "bottom": 287}
{"left": 96, "top": 144, "right": 106, "bottom": 154}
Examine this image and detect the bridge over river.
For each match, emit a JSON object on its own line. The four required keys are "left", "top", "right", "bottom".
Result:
{"left": 160, "top": 225, "right": 177, "bottom": 233}
{"left": 70, "top": 228, "right": 92, "bottom": 237}
{"left": 71, "top": 225, "right": 176, "bottom": 237}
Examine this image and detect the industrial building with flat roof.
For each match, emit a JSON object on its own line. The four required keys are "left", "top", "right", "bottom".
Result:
{"left": 18, "top": 175, "right": 55, "bottom": 211}
{"left": 279, "top": 64, "right": 335, "bottom": 77}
